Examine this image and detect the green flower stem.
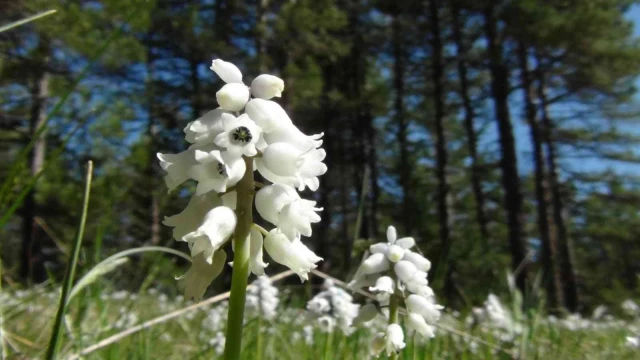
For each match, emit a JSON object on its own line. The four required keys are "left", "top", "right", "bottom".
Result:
{"left": 388, "top": 293, "right": 399, "bottom": 360}
{"left": 223, "top": 156, "right": 254, "bottom": 360}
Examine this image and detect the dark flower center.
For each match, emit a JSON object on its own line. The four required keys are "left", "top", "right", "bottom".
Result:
{"left": 216, "top": 162, "right": 227, "bottom": 177}
{"left": 231, "top": 126, "right": 252, "bottom": 143}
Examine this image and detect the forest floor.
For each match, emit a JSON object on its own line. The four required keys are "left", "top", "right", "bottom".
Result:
{"left": 1, "top": 282, "right": 638, "bottom": 360}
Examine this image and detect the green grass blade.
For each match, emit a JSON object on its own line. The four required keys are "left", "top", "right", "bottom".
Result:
{"left": 45, "top": 161, "right": 93, "bottom": 360}
{"left": 0, "top": 10, "right": 57, "bottom": 33}
{"left": 68, "top": 246, "right": 191, "bottom": 301}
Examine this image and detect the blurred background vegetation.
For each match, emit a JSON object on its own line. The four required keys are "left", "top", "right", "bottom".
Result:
{"left": 2, "top": 0, "right": 640, "bottom": 317}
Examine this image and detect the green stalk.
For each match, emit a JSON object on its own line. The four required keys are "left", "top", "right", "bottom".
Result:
{"left": 256, "top": 311, "right": 263, "bottom": 360}
{"left": 223, "top": 156, "right": 254, "bottom": 360}
{"left": 388, "top": 294, "right": 399, "bottom": 360}
{"left": 45, "top": 161, "right": 93, "bottom": 359}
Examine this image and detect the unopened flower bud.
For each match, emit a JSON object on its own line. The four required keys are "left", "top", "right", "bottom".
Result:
{"left": 386, "top": 244, "right": 405, "bottom": 262}
{"left": 210, "top": 59, "right": 243, "bottom": 83}
{"left": 216, "top": 83, "right": 250, "bottom": 111}
{"left": 361, "top": 253, "right": 390, "bottom": 275}
{"left": 250, "top": 74, "right": 285, "bottom": 99}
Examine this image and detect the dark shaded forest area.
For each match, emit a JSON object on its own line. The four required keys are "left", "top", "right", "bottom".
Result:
{"left": 2, "top": 0, "right": 640, "bottom": 314}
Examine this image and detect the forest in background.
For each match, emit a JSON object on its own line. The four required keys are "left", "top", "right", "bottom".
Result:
{"left": 2, "top": 0, "right": 640, "bottom": 314}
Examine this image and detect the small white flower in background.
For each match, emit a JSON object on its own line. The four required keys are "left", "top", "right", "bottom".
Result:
{"left": 303, "top": 325, "right": 314, "bottom": 345}
{"left": 626, "top": 334, "right": 640, "bottom": 348}
{"left": 470, "top": 293, "right": 523, "bottom": 342}
{"left": 622, "top": 299, "right": 640, "bottom": 317}
{"left": 351, "top": 225, "right": 442, "bottom": 357}
{"left": 245, "top": 275, "right": 279, "bottom": 320}
{"left": 158, "top": 58, "right": 326, "bottom": 299}
{"left": 209, "top": 331, "right": 226, "bottom": 355}
{"left": 306, "top": 279, "right": 360, "bottom": 335}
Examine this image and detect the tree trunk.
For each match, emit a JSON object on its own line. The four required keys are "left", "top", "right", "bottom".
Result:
{"left": 451, "top": 5, "right": 490, "bottom": 245}
{"left": 517, "top": 43, "right": 563, "bottom": 310}
{"left": 392, "top": 7, "right": 411, "bottom": 234}
{"left": 483, "top": 3, "right": 528, "bottom": 294}
{"left": 535, "top": 59, "right": 579, "bottom": 311}
{"left": 428, "top": 0, "right": 452, "bottom": 282}
{"left": 146, "top": 47, "right": 160, "bottom": 245}
{"left": 20, "top": 65, "right": 50, "bottom": 283}
{"left": 255, "top": 0, "right": 268, "bottom": 73}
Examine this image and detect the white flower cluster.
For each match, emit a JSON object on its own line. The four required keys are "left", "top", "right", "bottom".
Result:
{"left": 245, "top": 275, "right": 279, "bottom": 320}
{"left": 306, "top": 279, "right": 360, "bottom": 335}
{"left": 349, "top": 225, "right": 443, "bottom": 357}
{"left": 158, "top": 59, "right": 326, "bottom": 300}
{"left": 467, "top": 294, "right": 523, "bottom": 343}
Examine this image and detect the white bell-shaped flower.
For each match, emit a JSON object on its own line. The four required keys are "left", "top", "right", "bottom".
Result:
{"left": 361, "top": 253, "right": 390, "bottom": 275}
{"left": 249, "top": 227, "right": 268, "bottom": 276}
{"left": 278, "top": 199, "right": 322, "bottom": 239}
{"left": 255, "top": 184, "right": 321, "bottom": 239}
{"left": 406, "top": 312, "right": 436, "bottom": 338}
{"left": 263, "top": 122, "right": 323, "bottom": 151}
{"left": 250, "top": 74, "right": 284, "bottom": 99}
{"left": 184, "top": 108, "right": 228, "bottom": 145}
{"left": 244, "top": 99, "right": 292, "bottom": 133}
{"left": 182, "top": 206, "right": 237, "bottom": 263}
{"left": 370, "top": 242, "right": 389, "bottom": 254}
{"left": 394, "top": 260, "right": 428, "bottom": 286}
{"left": 214, "top": 113, "right": 262, "bottom": 158}
{"left": 406, "top": 294, "right": 444, "bottom": 324}
{"left": 255, "top": 184, "right": 299, "bottom": 224}
{"left": 406, "top": 283, "right": 435, "bottom": 300}
{"left": 402, "top": 250, "right": 431, "bottom": 272}
{"left": 177, "top": 251, "right": 226, "bottom": 300}
{"left": 395, "top": 237, "right": 416, "bottom": 249}
{"left": 216, "top": 83, "right": 250, "bottom": 112}
{"left": 157, "top": 146, "right": 210, "bottom": 192}
{"left": 162, "top": 192, "right": 222, "bottom": 241}
{"left": 210, "top": 59, "right": 243, "bottom": 84}
{"left": 369, "top": 276, "right": 395, "bottom": 295}
{"left": 263, "top": 230, "right": 321, "bottom": 281}
{"left": 187, "top": 150, "right": 246, "bottom": 195}
{"left": 258, "top": 143, "right": 327, "bottom": 190}
{"left": 385, "top": 324, "right": 406, "bottom": 355}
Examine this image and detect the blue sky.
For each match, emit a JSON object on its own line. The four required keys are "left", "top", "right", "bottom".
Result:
{"left": 508, "top": 5, "right": 640, "bottom": 183}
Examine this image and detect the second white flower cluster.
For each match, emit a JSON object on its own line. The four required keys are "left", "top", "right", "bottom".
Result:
{"left": 349, "top": 226, "right": 444, "bottom": 357}
{"left": 158, "top": 59, "right": 327, "bottom": 299}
